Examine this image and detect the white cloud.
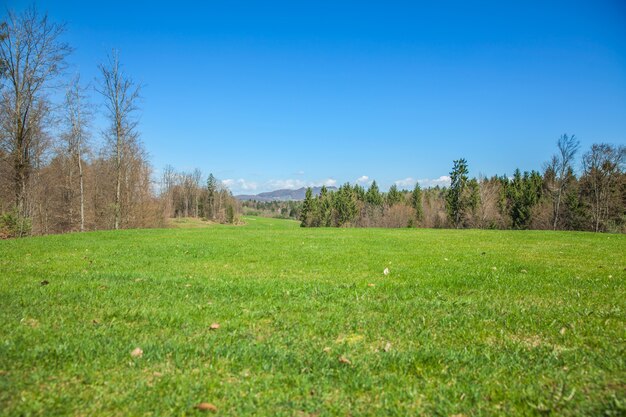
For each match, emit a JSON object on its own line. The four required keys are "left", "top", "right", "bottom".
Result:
{"left": 418, "top": 175, "right": 451, "bottom": 188}
{"left": 224, "top": 177, "right": 339, "bottom": 194}
{"left": 315, "top": 178, "right": 337, "bottom": 187}
{"left": 355, "top": 175, "right": 372, "bottom": 186}
{"left": 393, "top": 175, "right": 452, "bottom": 189}
{"left": 221, "top": 178, "right": 258, "bottom": 192}
{"left": 394, "top": 177, "right": 416, "bottom": 187}
{"left": 267, "top": 179, "right": 307, "bottom": 190}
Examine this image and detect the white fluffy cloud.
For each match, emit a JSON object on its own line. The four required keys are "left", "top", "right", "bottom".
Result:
{"left": 221, "top": 178, "right": 258, "bottom": 191}
{"left": 355, "top": 175, "right": 372, "bottom": 186}
{"left": 394, "top": 177, "right": 416, "bottom": 187}
{"left": 394, "top": 176, "right": 451, "bottom": 189}
{"left": 223, "top": 178, "right": 338, "bottom": 193}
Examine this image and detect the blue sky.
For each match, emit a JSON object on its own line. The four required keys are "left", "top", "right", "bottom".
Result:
{"left": 6, "top": 0, "right": 626, "bottom": 193}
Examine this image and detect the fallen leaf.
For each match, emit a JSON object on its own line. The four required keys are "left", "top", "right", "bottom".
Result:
{"left": 322, "top": 347, "right": 331, "bottom": 353}
{"left": 153, "top": 371, "right": 163, "bottom": 377}
{"left": 338, "top": 356, "right": 351, "bottom": 365}
{"left": 367, "top": 283, "right": 375, "bottom": 287}
{"left": 560, "top": 327, "right": 567, "bottom": 335}
{"left": 40, "top": 280, "right": 49, "bottom": 286}
{"left": 383, "top": 341, "right": 392, "bottom": 352}
{"left": 195, "top": 402, "right": 217, "bottom": 412}
{"left": 131, "top": 347, "right": 143, "bottom": 358}
{"left": 521, "top": 269, "right": 528, "bottom": 274}
{"left": 210, "top": 323, "right": 220, "bottom": 330}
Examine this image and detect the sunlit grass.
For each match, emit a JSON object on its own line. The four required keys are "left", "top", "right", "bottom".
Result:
{"left": 0, "top": 217, "right": 624, "bottom": 416}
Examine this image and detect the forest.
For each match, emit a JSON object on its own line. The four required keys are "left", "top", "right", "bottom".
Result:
{"left": 261, "top": 139, "right": 625, "bottom": 232}
{"left": 0, "top": 8, "right": 238, "bottom": 237}
{"left": 0, "top": 8, "right": 624, "bottom": 238}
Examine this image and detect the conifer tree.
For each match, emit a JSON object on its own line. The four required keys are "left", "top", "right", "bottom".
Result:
{"left": 386, "top": 184, "right": 403, "bottom": 206}
{"left": 365, "top": 181, "right": 383, "bottom": 206}
{"left": 300, "top": 187, "right": 314, "bottom": 227}
{"left": 446, "top": 158, "right": 469, "bottom": 227}
{"left": 411, "top": 182, "right": 423, "bottom": 221}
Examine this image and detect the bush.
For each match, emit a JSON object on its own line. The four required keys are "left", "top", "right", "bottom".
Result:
{"left": 0, "top": 211, "right": 32, "bottom": 238}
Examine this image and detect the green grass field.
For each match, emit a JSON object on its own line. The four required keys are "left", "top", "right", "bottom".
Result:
{"left": 1, "top": 216, "right": 624, "bottom": 416}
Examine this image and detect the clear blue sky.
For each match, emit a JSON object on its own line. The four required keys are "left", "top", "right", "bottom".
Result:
{"left": 6, "top": 0, "right": 626, "bottom": 193}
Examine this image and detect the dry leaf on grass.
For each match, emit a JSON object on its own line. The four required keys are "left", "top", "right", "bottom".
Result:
{"left": 338, "top": 356, "right": 351, "bottom": 365}
{"left": 210, "top": 323, "right": 220, "bottom": 330}
{"left": 367, "top": 283, "right": 375, "bottom": 287}
{"left": 131, "top": 347, "right": 143, "bottom": 358}
{"left": 195, "top": 402, "right": 217, "bottom": 412}
{"left": 383, "top": 341, "right": 392, "bottom": 352}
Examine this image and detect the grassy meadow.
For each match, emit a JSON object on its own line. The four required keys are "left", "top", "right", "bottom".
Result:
{"left": 0, "top": 216, "right": 624, "bottom": 416}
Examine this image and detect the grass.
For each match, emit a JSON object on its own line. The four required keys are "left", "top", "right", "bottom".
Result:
{"left": 0, "top": 216, "right": 624, "bottom": 416}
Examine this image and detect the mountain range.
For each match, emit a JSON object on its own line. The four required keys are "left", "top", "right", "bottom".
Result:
{"left": 235, "top": 186, "right": 337, "bottom": 202}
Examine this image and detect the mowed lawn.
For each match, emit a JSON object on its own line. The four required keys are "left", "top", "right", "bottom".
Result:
{"left": 0, "top": 217, "right": 624, "bottom": 416}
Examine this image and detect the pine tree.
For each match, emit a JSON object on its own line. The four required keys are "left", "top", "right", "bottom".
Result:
{"left": 365, "top": 181, "right": 383, "bottom": 206}
{"left": 446, "top": 158, "right": 469, "bottom": 227}
{"left": 300, "top": 187, "right": 314, "bottom": 227}
{"left": 411, "top": 182, "right": 423, "bottom": 221}
{"left": 206, "top": 173, "right": 217, "bottom": 220}
{"left": 386, "top": 184, "right": 403, "bottom": 206}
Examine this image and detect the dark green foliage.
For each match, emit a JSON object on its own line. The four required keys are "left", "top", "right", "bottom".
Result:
{"left": 300, "top": 187, "right": 315, "bottom": 227}
{"left": 467, "top": 178, "right": 480, "bottom": 214}
{"left": 206, "top": 173, "right": 217, "bottom": 220}
{"left": 0, "top": 210, "right": 32, "bottom": 238}
{"left": 503, "top": 169, "right": 543, "bottom": 229}
{"left": 226, "top": 205, "right": 235, "bottom": 224}
{"left": 386, "top": 184, "right": 403, "bottom": 206}
{"left": 365, "top": 181, "right": 383, "bottom": 206}
{"left": 411, "top": 182, "right": 423, "bottom": 221}
{"left": 446, "top": 158, "right": 470, "bottom": 227}
{"left": 334, "top": 183, "right": 358, "bottom": 226}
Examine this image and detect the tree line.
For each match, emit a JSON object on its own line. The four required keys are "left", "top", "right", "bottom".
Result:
{"left": 0, "top": 7, "right": 238, "bottom": 238}
{"left": 161, "top": 167, "right": 239, "bottom": 224}
{"left": 300, "top": 137, "right": 625, "bottom": 232}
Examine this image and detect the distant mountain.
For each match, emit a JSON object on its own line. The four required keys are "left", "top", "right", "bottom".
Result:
{"left": 236, "top": 186, "right": 337, "bottom": 202}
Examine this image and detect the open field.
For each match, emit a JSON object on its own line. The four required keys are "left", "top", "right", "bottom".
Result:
{"left": 0, "top": 216, "right": 624, "bottom": 416}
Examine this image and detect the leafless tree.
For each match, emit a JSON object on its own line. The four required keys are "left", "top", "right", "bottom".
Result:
{"left": 0, "top": 7, "right": 71, "bottom": 221}
{"left": 96, "top": 50, "right": 140, "bottom": 229}
{"left": 545, "top": 134, "right": 579, "bottom": 230}
{"left": 581, "top": 144, "right": 625, "bottom": 232}
{"left": 59, "top": 75, "right": 91, "bottom": 231}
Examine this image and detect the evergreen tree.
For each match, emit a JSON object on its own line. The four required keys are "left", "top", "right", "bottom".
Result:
{"left": 467, "top": 178, "right": 480, "bottom": 214}
{"left": 300, "top": 187, "right": 314, "bottom": 227}
{"left": 411, "top": 182, "right": 423, "bottom": 221}
{"left": 504, "top": 169, "right": 543, "bottom": 229}
{"left": 386, "top": 184, "right": 403, "bottom": 206}
{"left": 318, "top": 186, "right": 332, "bottom": 226}
{"left": 365, "top": 181, "right": 383, "bottom": 206}
{"left": 446, "top": 158, "right": 469, "bottom": 227}
{"left": 206, "top": 173, "right": 217, "bottom": 220}
{"left": 334, "top": 183, "right": 358, "bottom": 226}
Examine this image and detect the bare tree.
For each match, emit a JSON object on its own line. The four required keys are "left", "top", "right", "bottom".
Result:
{"left": 545, "top": 134, "right": 579, "bottom": 230}
{"left": 0, "top": 7, "right": 71, "bottom": 220}
{"left": 61, "top": 74, "right": 91, "bottom": 231}
{"left": 96, "top": 50, "right": 140, "bottom": 229}
{"left": 581, "top": 144, "right": 625, "bottom": 232}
